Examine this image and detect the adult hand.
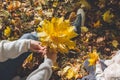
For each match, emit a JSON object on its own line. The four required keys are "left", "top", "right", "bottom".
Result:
{"left": 30, "top": 40, "right": 46, "bottom": 55}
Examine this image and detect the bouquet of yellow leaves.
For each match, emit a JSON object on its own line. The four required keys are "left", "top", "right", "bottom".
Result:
{"left": 37, "top": 17, "right": 78, "bottom": 53}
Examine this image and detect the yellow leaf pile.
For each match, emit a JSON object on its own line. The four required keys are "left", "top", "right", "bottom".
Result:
{"left": 103, "top": 10, "right": 114, "bottom": 23}
{"left": 37, "top": 17, "right": 78, "bottom": 53}
{"left": 4, "top": 26, "right": 11, "bottom": 37}
{"left": 88, "top": 50, "right": 99, "bottom": 66}
{"left": 7, "top": 1, "right": 21, "bottom": 11}
{"left": 61, "top": 65, "right": 80, "bottom": 79}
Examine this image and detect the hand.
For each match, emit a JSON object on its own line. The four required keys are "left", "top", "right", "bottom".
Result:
{"left": 30, "top": 40, "right": 46, "bottom": 55}
{"left": 44, "top": 48, "right": 57, "bottom": 63}
{"left": 96, "top": 60, "right": 100, "bottom": 64}
{"left": 96, "top": 58, "right": 100, "bottom": 64}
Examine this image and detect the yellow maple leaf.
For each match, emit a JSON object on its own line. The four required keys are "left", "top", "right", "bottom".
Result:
{"left": 24, "top": 53, "right": 33, "bottom": 64}
{"left": 37, "top": 17, "right": 78, "bottom": 53}
{"left": 22, "top": 53, "right": 34, "bottom": 69}
{"left": 103, "top": 10, "right": 114, "bottom": 23}
{"left": 60, "top": 63, "right": 81, "bottom": 79}
{"left": 52, "top": 62, "right": 59, "bottom": 70}
{"left": 88, "top": 50, "right": 99, "bottom": 66}
{"left": 53, "top": 1, "right": 58, "bottom": 7}
{"left": 36, "top": 26, "right": 42, "bottom": 32}
{"left": 85, "top": 38, "right": 89, "bottom": 42}
{"left": 81, "top": 26, "right": 88, "bottom": 33}
{"left": 4, "top": 26, "right": 11, "bottom": 37}
{"left": 62, "top": 66, "right": 71, "bottom": 75}
{"left": 79, "top": 0, "right": 91, "bottom": 10}
{"left": 93, "top": 20, "right": 101, "bottom": 28}
{"left": 112, "top": 40, "right": 119, "bottom": 48}
{"left": 66, "top": 68, "right": 76, "bottom": 79}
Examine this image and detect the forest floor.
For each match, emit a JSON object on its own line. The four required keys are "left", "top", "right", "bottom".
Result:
{"left": 0, "top": 0, "right": 120, "bottom": 80}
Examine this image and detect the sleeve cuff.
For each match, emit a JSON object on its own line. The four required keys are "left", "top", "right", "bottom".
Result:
{"left": 28, "top": 40, "right": 31, "bottom": 51}
{"left": 44, "top": 58, "right": 53, "bottom": 66}
{"left": 24, "top": 39, "right": 31, "bottom": 52}
{"left": 96, "top": 63, "right": 102, "bottom": 68}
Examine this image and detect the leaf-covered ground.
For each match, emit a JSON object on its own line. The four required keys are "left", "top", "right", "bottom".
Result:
{"left": 0, "top": 0, "right": 120, "bottom": 80}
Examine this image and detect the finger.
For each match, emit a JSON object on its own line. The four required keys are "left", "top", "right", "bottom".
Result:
{"left": 42, "top": 49, "right": 47, "bottom": 55}
{"left": 38, "top": 45, "right": 46, "bottom": 50}
{"left": 37, "top": 50, "right": 44, "bottom": 53}
{"left": 44, "top": 54, "right": 47, "bottom": 59}
{"left": 37, "top": 48, "right": 47, "bottom": 54}
{"left": 37, "top": 42, "right": 46, "bottom": 47}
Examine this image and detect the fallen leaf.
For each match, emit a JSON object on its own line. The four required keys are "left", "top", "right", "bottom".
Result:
{"left": 62, "top": 66, "right": 71, "bottom": 75}
{"left": 53, "top": 1, "right": 58, "bottom": 7}
{"left": 79, "top": 0, "right": 91, "bottom": 10}
{"left": 4, "top": 26, "right": 11, "bottom": 37}
{"left": 112, "top": 40, "right": 119, "bottom": 48}
{"left": 66, "top": 68, "right": 76, "bottom": 79}
{"left": 103, "top": 10, "right": 114, "bottom": 23}
{"left": 96, "top": 37, "right": 105, "bottom": 43}
{"left": 81, "top": 26, "right": 88, "bottom": 33}
{"left": 52, "top": 62, "right": 59, "bottom": 70}
{"left": 93, "top": 20, "right": 101, "bottom": 28}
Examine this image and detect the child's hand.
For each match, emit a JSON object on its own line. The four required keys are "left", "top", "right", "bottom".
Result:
{"left": 96, "top": 58, "right": 100, "bottom": 64}
{"left": 44, "top": 48, "right": 57, "bottom": 63}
